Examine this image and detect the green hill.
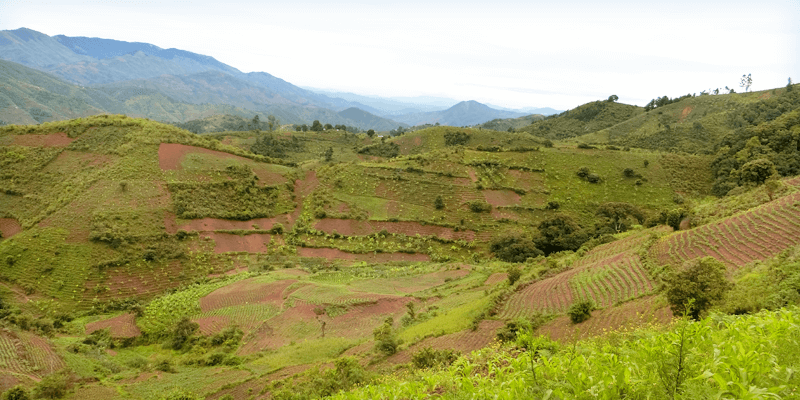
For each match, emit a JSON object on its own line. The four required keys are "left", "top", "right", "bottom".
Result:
{"left": 2, "top": 85, "right": 800, "bottom": 399}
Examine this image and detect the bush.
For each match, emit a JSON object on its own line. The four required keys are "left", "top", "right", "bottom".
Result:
{"left": 373, "top": 318, "right": 400, "bottom": 355}
{"left": 623, "top": 168, "right": 636, "bottom": 178}
{"left": 33, "top": 371, "right": 69, "bottom": 399}
{"left": 545, "top": 201, "right": 560, "bottom": 210}
{"left": 444, "top": 131, "right": 470, "bottom": 146}
{"left": 586, "top": 173, "right": 602, "bottom": 183}
{"left": 567, "top": 301, "right": 595, "bottom": 324}
{"left": 536, "top": 215, "right": 589, "bottom": 254}
{"left": 576, "top": 166, "right": 590, "bottom": 178}
{"left": 664, "top": 257, "right": 731, "bottom": 320}
{"left": 434, "top": 195, "right": 444, "bottom": 210}
{"left": 467, "top": 200, "right": 492, "bottom": 213}
{"left": 496, "top": 319, "right": 531, "bottom": 342}
{"left": 507, "top": 266, "right": 522, "bottom": 285}
{"left": 411, "top": 347, "right": 460, "bottom": 369}
{"left": 159, "top": 388, "right": 199, "bottom": 400}
{"left": 2, "top": 386, "right": 30, "bottom": 400}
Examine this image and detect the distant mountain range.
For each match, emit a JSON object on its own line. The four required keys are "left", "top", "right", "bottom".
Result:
{"left": 0, "top": 27, "right": 560, "bottom": 129}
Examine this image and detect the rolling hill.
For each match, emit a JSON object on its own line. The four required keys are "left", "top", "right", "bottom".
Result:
{"left": 392, "top": 100, "right": 528, "bottom": 126}
{"left": 1, "top": 83, "right": 800, "bottom": 399}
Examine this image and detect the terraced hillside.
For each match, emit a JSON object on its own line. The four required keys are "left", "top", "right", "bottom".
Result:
{"left": 3, "top": 108, "right": 800, "bottom": 400}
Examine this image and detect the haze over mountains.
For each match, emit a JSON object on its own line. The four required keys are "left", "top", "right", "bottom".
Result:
{"left": 0, "top": 27, "right": 559, "bottom": 129}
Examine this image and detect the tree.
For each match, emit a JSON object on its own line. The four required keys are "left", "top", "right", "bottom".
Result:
{"left": 324, "top": 123, "right": 333, "bottom": 130}
{"left": 788, "top": 77, "right": 794, "bottom": 92}
{"left": 507, "top": 266, "right": 522, "bottom": 285}
{"left": 664, "top": 257, "right": 731, "bottom": 320}
{"left": 434, "top": 195, "right": 444, "bottom": 210}
{"left": 596, "top": 202, "right": 645, "bottom": 233}
{"left": 323, "top": 147, "right": 333, "bottom": 162}
{"left": 607, "top": 94, "right": 619, "bottom": 102}
{"left": 490, "top": 234, "right": 543, "bottom": 263}
{"left": 311, "top": 120, "right": 323, "bottom": 132}
{"left": 373, "top": 317, "right": 399, "bottom": 355}
{"left": 267, "top": 115, "right": 278, "bottom": 131}
{"left": 740, "top": 73, "right": 752, "bottom": 92}
{"left": 567, "top": 300, "right": 595, "bottom": 323}
{"left": 252, "top": 115, "right": 260, "bottom": 129}
{"left": 740, "top": 158, "right": 777, "bottom": 185}
{"left": 169, "top": 317, "right": 199, "bottom": 350}
{"left": 536, "top": 215, "right": 588, "bottom": 254}
{"left": 366, "top": 129, "right": 375, "bottom": 138}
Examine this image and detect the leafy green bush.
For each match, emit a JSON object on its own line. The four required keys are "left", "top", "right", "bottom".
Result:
{"left": 357, "top": 142, "right": 399, "bottom": 158}
{"left": 664, "top": 257, "right": 731, "bottom": 320}
{"left": 567, "top": 300, "right": 595, "bottom": 324}
{"left": 411, "top": 347, "right": 460, "bottom": 369}
{"left": 467, "top": 200, "right": 492, "bottom": 213}
{"left": 2, "top": 386, "right": 30, "bottom": 400}
{"left": 159, "top": 388, "right": 199, "bottom": 400}
{"left": 32, "top": 371, "right": 69, "bottom": 399}
{"left": 434, "top": 195, "right": 445, "bottom": 210}
{"left": 373, "top": 318, "right": 400, "bottom": 355}
{"left": 536, "top": 215, "right": 589, "bottom": 254}
{"left": 507, "top": 266, "right": 522, "bottom": 285}
{"left": 443, "top": 131, "right": 470, "bottom": 146}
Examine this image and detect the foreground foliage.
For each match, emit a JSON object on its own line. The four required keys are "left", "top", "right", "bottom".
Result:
{"left": 331, "top": 308, "right": 800, "bottom": 399}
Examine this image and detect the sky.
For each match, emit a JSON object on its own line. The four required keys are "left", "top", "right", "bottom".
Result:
{"left": 2, "top": 0, "right": 798, "bottom": 110}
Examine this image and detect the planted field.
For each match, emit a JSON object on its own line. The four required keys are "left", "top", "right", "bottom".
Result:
{"left": 388, "top": 320, "right": 504, "bottom": 364}
{"left": 0, "top": 218, "right": 21, "bottom": 239}
{"left": 652, "top": 191, "right": 800, "bottom": 268}
{"left": 195, "top": 303, "right": 280, "bottom": 335}
{"left": 314, "top": 219, "right": 478, "bottom": 241}
{"left": 502, "top": 237, "right": 658, "bottom": 318}
{"left": 537, "top": 296, "right": 673, "bottom": 341}
{"left": 0, "top": 329, "right": 64, "bottom": 380}
{"left": 85, "top": 313, "right": 141, "bottom": 338}
{"left": 200, "top": 278, "right": 298, "bottom": 312}
{"left": 158, "top": 143, "right": 253, "bottom": 171}
{"left": 484, "top": 272, "right": 508, "bottom": 286}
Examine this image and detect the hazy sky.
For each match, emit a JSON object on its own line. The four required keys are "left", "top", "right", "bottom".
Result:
{"left": 2, "top": 0, "right": 798, "bottom": 110}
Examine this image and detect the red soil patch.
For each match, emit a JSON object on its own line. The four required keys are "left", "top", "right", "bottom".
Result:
{"left": 163, "top": 212, "right": 178, "bottom": 235}
{"left": 787, "top": 176, "right": 800, "bottom": 187}
{"left": 297, "top": 247, "right": 430, "bottom": 262}
{"left": 200, "top": 279, "right": 298, "bottom": 312}
{"left": 314, "top": 219, "right": 477, "bottom": 241}
{"left": 538, "top": 296, "right": 673, "bottom": 342}
{"left": 414, "top": 136, "right": 423, "bottom": 146}
{"left": 206, "top": 232, "right": 273, "bottom": 253}
{"left": 83, "top": 261, "right": 184, "bottom": 303}
{"left": 483, "top": 190, "right": 521, "bottom": 207}
{"left": 467, "top": 169, "right": 478, "bottom": 183}
{"left": 12, "top": 132, "right": 74, "bottom": 147}
{"left": 195, "top": 315, "right": 231, "bottom": 335}
{"left": 85, "top": 313, "right": 141, "bottom": 338}
{"left": 387, "top": 320, "right": 504, "bottom": 364}
{"left": 484, "top": 273, "right": 508, "bottom": 286}
{"left": 323, "top": 297, "right": 413, "bottom": 339}
{"left": 0, "top": 218, "right": 22, "bottom": 239}
{"left": 158, "top": 143, "right": 251, "bottom": 170}
{"left": 679, "top": 106, "right": 693, "bottom": 123}
{"left": 179, "top": 216, "right": 291, "bottom": 233}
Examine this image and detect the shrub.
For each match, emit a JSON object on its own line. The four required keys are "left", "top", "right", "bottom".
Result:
{"left": 443, "top": 131, "right": 470, "bottom": 146}
{"left": 373, "top": 318, "right": 400, "bottom": 355}
{"left": 576, "top": 166, "right": 590, "bottom": 178}
{"left": 586, "top": 173, "right": 602, "bottom": 183}
{"left": 32, "top": 371, "right": 69, "bottom": 399}
{"left": 577, "top": 143, "right": 596, "bottom": 149}
{"left": 434, "top": 195, "right": 444, "bottom": 210}
{"left": 496, "top": 319, "right": 531, "bottom": 342}
{"left": 467, "top": 200, "right": 492, "bottom": 213}
{"left": 507, "top": 266, "right": 522, "bottom": 285}
{"left": 546, "top": 201, "right": 560, "bottom": 210}
{"left": 664, "top": 257, "right": 731, "bottom": 320}
{"left": 269, "top": 223, "right": 284, "bottom": 234}
{"left": 2, "top": 386, "right": 30, "bottom": 400}
{"left": 623, "top": 168, "right": 636, "bottom": 178}
{"left": 411, "top": 347, "right": 460, "bottom": 369}
{"left": 159, "top": 388, "right": 199, "bottom": 400}
{"left": 567, "top": 301, "right": 595, "bottom": 324}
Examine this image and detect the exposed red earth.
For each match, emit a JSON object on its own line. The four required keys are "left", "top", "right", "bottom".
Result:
{"left": 157, "top": 143, "right": 252, "bottom": 170}
{"left": 0, "top": 218, "right": 22, "bottom": 239}
{"left": 652, "top": 191, "right": 800, "bottom": 268}
{"left": 484, "top": 272, "right": 508, "bottom": 286}
{"left": 297, "top": 247, "right": 431, "bottom": 262}
{"left": 85, "top": 313, "right": 141, "bottom": 338}
{"left": 482, "top": 190, "right": 521, "bottom": 207}
{"left": 83, "top": 261, "right": 184, "bottom": 303}
{"left": 538, "top": 296, "right": 673, "bottom": 342}
{"left": 11, "top": 132, "right": 75, "bottom": 147}
{"left": 206, "top": 232, "right": 273, "bottom": 254}
{"left": 679, "top": 106, "right": 694, "bottom": 123}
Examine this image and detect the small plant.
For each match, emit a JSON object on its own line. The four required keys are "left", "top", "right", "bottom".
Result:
{"left": 567, "top": 300, "right": 595, "bottom": 324}
{"left": 434, "top": 195, "right": 444, "bottom": 210}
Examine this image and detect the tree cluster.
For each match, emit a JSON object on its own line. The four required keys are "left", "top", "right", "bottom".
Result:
{"left": 643, "top": 94, "right": 694, "bottom": 112}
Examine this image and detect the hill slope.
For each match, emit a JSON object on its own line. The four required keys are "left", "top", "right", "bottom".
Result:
{"left": 393, "top": 100, "right": 528, "bottom": 126}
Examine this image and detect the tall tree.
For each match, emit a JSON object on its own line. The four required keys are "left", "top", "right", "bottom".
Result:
{"left": 740, "top": 73, "right": 752, "bottom": 92}
{"left": 267, "top": 115, "right": 278, "bottom": 131}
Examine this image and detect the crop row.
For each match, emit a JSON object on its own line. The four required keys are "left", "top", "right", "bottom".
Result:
{"left": 653, "top": 192, "right": 800, "bottom": 268}
{"left": 0, "top": 330, "right": 63, "bottom": 378}
{"left": 196, "top": 303, "right": 280, "bottom": 333}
